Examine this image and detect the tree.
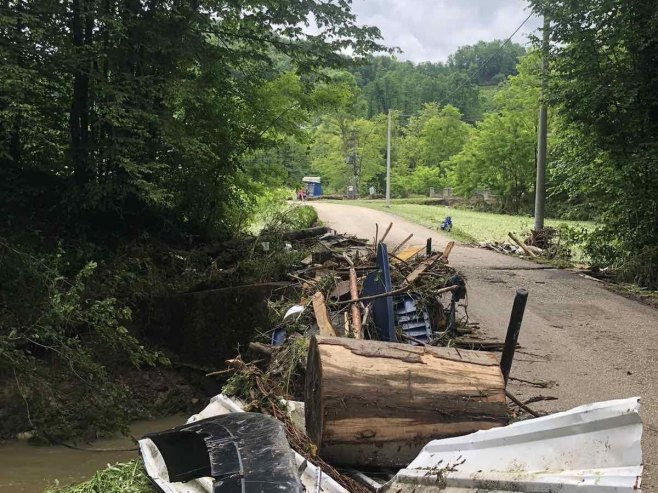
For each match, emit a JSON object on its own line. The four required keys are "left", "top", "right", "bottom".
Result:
{"left": 419, "top": 105, "right": 472, "bottom": 167}
{"left": 448, "top": 53, "right": 541, "bottom": 213}
{"left": 531, "top": 0, "right": 658, "bottom": 287}
{"left": 350, "top": 57, "right": 482, "bottom": 120}
{"left": 0, "top": 0, "right": 387, "bottom": 237}
{"left": 311, "top": 115, "right": 387, "bottom": 193}
{"left": 448, "top": 40, "right": 527, "bottom": 86}
{"left": 393, "top": 103, "right": 471, "bottom": 196}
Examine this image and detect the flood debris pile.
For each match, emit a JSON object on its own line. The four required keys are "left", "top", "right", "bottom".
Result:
{"left": 136, "top": 223, "right": 645, "bottom": 492}
{"left": 480, "top": 231, "right": 546, "bottom": 258}
{"left": 480, "top": 227, "right": 585, "bottom": 264}
{"left": 266, "top": 224, "right": 477, "bottom": 349}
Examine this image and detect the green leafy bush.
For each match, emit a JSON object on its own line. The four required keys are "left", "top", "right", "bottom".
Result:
{"left": 259, "top": 204, "right": 319, "bottom": 235}
{"left": 0, "top": 240, "right": 164, "bottom": 440}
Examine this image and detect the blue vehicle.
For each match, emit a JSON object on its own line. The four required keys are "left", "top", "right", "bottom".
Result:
{"left": 440, "top": 216, "right": 452, "bottom": 232}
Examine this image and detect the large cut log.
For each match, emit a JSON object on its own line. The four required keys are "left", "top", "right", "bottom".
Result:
{"left": 305, "top": 336, "right": 508, "bottom": 467}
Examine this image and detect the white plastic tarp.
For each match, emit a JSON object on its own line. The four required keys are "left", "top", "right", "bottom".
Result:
{"left": 381, "top": 397, "right": 643, "bottom": 492}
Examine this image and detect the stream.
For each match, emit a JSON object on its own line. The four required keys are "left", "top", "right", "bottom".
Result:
{"left": 0, "top": 414, "right": 186, "bottom": 492}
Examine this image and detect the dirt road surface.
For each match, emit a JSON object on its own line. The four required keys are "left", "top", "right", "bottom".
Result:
{"left": 313, "top": 201, "right": 658, "bottom": 490}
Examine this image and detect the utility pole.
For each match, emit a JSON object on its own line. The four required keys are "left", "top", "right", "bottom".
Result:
{"left": 534, "top": 15, "right": 549, "bottom": 231}
{"left": 385, "top": 108, "right": 391, "bottom": 208}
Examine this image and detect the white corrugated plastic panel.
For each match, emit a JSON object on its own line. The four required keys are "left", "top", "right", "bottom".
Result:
{"left": 381, "top": 397, "right": 643, "bottom": 492}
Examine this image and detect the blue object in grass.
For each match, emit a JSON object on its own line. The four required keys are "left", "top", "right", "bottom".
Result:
{"left": 440, "top": 216, "right": 452, "bottom": 232}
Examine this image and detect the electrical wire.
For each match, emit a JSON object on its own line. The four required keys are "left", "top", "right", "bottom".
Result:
{"left": 445, "top": 11, "right": 535, "bottom": 101}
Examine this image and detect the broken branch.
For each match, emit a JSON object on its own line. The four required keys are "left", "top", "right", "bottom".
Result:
{"left": 505, "top": 389, "right": 542, "bottom": 418}
{"left": 508, "top": 232, "right": 536, "bottom": 257}
{"left": 379, "top": 222, "right": 393, "bottom": 243}
{"left": 335, "top": 284, "right": 458, "bottom": 305}
{"left": 391, "top": 233, "right": 414, "bottom": 255}
{"left": 440, "top": 240, "right": 455, "bottom": 263}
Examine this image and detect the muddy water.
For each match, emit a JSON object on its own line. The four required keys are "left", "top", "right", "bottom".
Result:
{"left": 0, "top": 414, "right": 186, "bottom": 493}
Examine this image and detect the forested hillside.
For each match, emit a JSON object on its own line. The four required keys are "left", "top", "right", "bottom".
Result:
{"left": 350, "top": 40, "right": 525, "bottom": 119}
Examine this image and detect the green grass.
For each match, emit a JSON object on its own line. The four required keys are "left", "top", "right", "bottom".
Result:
{"left": 332, "top": 199, "right": 595, "bottom": 258}
{"left": 44, "top": 460, "right": 155, "bottom": 493}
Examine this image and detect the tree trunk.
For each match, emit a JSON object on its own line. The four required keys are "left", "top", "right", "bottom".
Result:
{"left": 70, "top": 0, "right": 92, "bottom": 186}
{"left": 305, "top": 336, "right": 508, "bottom": 467}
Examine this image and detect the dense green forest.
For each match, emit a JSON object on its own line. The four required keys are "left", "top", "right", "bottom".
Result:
{"left": 0, "top": 0, "right": 387, "bottom": 440}
{"left": 0, "top": 0, "right": 656, "bottom": 444}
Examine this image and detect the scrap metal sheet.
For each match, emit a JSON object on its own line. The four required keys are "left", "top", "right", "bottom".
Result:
{"left": 382, "top": 397, "right": 643, "bottom": 492}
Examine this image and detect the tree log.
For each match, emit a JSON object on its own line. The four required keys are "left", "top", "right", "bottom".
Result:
{"left": 305, "top": 336, "right": 508, "bottom": 467}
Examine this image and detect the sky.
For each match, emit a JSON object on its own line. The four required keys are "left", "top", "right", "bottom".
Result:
{"left": 350, "top": 0, "right": 543, "bottom": 63}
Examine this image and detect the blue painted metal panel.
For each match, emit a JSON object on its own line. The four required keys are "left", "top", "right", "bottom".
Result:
{"left": 362, "top": 242, "right": 395, "bottom": 341}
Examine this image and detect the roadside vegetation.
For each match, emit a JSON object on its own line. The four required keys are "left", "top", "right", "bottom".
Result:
{"left": 343, "top": 199, "right": 593, "bottom": 252}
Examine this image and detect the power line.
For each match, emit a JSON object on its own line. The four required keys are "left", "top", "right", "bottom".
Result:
{"left": 445, "top": 11, "right": 535, "bottom": 100}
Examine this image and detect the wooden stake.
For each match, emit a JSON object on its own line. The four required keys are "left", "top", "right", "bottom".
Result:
{"left": 348, "top": 266, "right": 363, "bottom": 339}
{"left": 508, "top": 232, "right": 536, "bottom": 257}
{"left": 391, "top": 233, "right": 413, "bottom": 254}
{"left": 440, "top": 240, "right": 455, "bottom": 263}
{"left": 312, "top": 291, "right": 337, "bottom": 337}
{"left": 500, "top": 288, "right": 529, "bottom": 385}
{"left": 379, "top": 222, "right": 393, "bottom": 243}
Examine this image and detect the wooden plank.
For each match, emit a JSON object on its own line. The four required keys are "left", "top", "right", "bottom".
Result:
{"left": 404, "top": 252, "right": 441, "bottom": 285}
{"left": 440, "top": 240, "right": 455, "bottom": 263}
{"left": 348, "top": 266, "right": 363, "bottom": 339}
{"left": 312, "top": 291, "right": 337, "bottom": 337}
{"left": 393, "top": 245, "right": 425, "bottom": 262}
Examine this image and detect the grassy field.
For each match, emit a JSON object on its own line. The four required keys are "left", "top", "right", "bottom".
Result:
{"left": 333, "top": 199, "right": 595, "bottom": 246}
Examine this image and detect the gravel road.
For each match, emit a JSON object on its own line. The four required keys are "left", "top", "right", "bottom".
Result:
{"left": 313, "top": 201, "right": 658, "bottom": 490}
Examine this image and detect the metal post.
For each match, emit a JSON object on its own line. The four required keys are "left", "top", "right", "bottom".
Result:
{"left": 500, "top": 288, "right": 529, "bottom": 385}
{"left": 534, "top": 16, "right": 549, "bottom": 231}
{"left": 426, "top": 237, "right": 432, "bottom": 255}
{"left": 385, "top": 108, "right": 391, "bottom": 208}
